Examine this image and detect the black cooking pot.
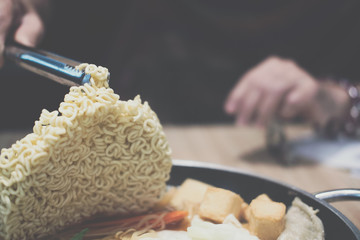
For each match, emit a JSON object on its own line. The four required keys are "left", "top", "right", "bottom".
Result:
{"left": 169, "top": 160, "right": 360, "bottom": 240}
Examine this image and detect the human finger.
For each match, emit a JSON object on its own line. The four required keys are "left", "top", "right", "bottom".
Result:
{"left": 14, "top": 10, "right": 44, "bottom": 46}
{"left": 224, "top": 78, "right": 249, "bottom": 115}
{"left": 0, "top": 0, "right": 15, "bottom": 66}
{"left": 256, "top": 90, "right": 285, "bottom": 127}
{"left": 280, "top": 88, "right": 310, "bottom": 119}
{"left": 235, "top": 89, "right": 261, "bottom": 125}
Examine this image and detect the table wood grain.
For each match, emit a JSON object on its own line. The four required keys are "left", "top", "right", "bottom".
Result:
{"left": 163, "top": 124, "right": 360, "bottom": 230}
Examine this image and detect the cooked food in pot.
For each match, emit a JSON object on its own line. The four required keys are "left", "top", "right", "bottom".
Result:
{"left": 88, "top": 178, "right": 324, "bottom": 240}
{"left": 278, "top": 197, "right": 324, "bottom": 240}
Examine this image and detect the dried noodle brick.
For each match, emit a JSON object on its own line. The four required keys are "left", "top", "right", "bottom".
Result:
{"left": 0, "top": 64, "right": 172, "bottom": 240}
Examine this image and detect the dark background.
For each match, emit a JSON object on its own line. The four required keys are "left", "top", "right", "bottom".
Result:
{"left": 1, "top": 0, "right": 360, "bottom": 130}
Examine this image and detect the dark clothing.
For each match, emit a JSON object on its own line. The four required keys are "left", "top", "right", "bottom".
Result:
{"left": 1, "top": 0, "right": 360, "bottom": 129}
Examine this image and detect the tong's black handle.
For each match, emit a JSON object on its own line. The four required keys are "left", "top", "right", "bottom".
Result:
{"left": 4, "top": 43, "right": 91, "bottom": 86}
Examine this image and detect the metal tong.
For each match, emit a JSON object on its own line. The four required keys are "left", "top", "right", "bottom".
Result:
{"left": 4, "top": 43, "right": 91, "bottom": 86}
{"left": 266, "top": 118, "right": 295, "bottom": 166}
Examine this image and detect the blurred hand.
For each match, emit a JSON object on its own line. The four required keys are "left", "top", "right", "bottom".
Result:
{"left": 0, "top": 0, "right": 45, "bottom": 66}
{"left": 307, "top": 81, "right": 350, "bottom": 134}
{"left": 224, "top": 56, "right": 350, "bottom": 128}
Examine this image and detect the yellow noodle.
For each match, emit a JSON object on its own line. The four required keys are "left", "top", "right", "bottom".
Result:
{"left": 0, "top": 64, "right": 172, "bottom": 239}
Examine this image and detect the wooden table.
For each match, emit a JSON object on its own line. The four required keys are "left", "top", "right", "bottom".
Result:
{"left": 163, "top": 124, "right": 360, "bottom": 230}
{"left": 0, "top": 124, "right": 359, "bottom": 233}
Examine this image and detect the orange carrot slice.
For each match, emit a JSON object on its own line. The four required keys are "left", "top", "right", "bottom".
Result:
{"left": 84, "top": 210, "right": 188, "bottom": 229}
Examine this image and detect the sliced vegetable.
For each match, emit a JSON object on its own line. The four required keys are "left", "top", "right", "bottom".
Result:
{"left": 84, "top": 210, "right": 188, "bottom": 230}
{"left": 70, "top": 228, "right": 89, "bottom": 240}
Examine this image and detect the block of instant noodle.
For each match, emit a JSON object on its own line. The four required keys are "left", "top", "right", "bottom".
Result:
{"left": 0, "top": 64, "right": 172, "bottom": 240}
